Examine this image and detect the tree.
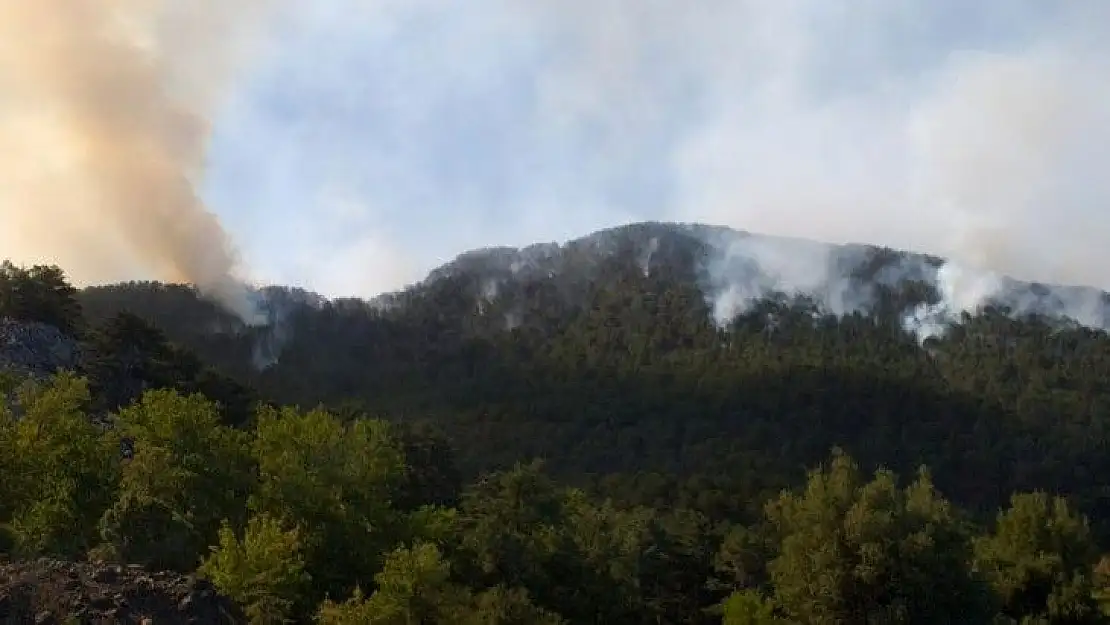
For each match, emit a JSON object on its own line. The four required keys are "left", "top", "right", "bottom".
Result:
{"left": 82, "top": 312, "right": 257, "bottom": 425}
{"left": 98, "top": 389, "right": 254, "bottom": 570}
{"left": 974, "top": 492, "right": 1103, "bottom": 624}
{"left": 0, "top": 373, "right": 118, "bottom": 557}
{"left": 464, "top": 586, "right": 566, "bottom": 625}
{"left": 249, "top": 405, "right": 406, "bottom": 602}
{"left": 317, "top": 543, "right": 566, "bottom": 625}
{"left": 82, "top": 312, "right": 177, "bottom": 412}
{"left": 315, "top": 542, "right": 470, "bottom": 624}
{"left": 763, "top": 450, "right": 992, "bottom": 624}
{"left": 454, "top": 462, "right": 573, "bottom": 611}
{"left": 199, "top": 513, "right": 311, "bottom": 625}
{"left": 720, "top": 590, "right": 780, "bottom": 625}
{"left": 0, "top": 261, "right": 82, "bottom": 335}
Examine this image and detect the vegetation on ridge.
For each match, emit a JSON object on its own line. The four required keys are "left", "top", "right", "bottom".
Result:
{"left": 4, "top": 224, "right": 1110, "bottom": 623}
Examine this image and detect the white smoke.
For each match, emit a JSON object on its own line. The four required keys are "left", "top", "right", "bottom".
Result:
{"left": 701, "top": 232, "right": 865, "bottom": 325}
{"left": 639, "top": 237, "right": 659, "bottom": 277}
{"left": 477, "top": 278, "right": 500, "bottom": 315}
{"left": 581, "top": 3, "right": 1107, "bottom": 340}
{"left": 901, "top": 264, "right": 1004, "bottom": 341}
{"left": 210, "top": 0, "right": 1110, "bottom": 343}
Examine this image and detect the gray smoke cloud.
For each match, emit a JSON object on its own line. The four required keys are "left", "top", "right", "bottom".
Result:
{"left": 520, "top": 1, "right": 1110, "bottom": 339}
{"left": 0, "top": 0, "right": 275, "bottom": 324}
{"left": 228, "top": 0, "right": 1110, "bottom": 341}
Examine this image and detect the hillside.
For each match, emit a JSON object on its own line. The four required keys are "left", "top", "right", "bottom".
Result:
{"left": 5, "top": 224, "right": 1110, "bottom": 622}
{"left": 76, "top": 223, "right": 1110, "bottom": 521}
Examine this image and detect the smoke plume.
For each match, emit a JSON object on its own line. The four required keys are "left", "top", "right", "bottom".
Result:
{"left": 204, "top": 0, "right": 1110, "bottom": 343}
{"left": 510, "top": 1, "right": 1110, "bottom": 339}
{"left": 0, "top": 0, "right": 273, "bottom": 324}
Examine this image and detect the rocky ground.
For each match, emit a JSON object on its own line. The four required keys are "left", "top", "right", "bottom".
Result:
{"left": 0, "top": 319, "right": 79, "bottom": 380}
{"left": 0, "top": 318, "right": 99, "bottom": 425}
{"left": 0, "top": 558, "right": 244, "bottom": 624}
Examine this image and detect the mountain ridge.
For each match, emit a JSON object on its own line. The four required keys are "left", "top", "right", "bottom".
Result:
{"left": 352, "top": 221, "right": 1110, "bottom": 345}
{"left": 70, "top": 221, "right": 1110, "bottom": 346}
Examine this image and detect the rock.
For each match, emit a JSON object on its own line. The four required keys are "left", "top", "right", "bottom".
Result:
{"left": 0, "top": 559, "right": 245, "bottom": 624}
{"left": 0, "top": 318, "right": 82, "bottom": 419}
{"left": 0, "top": 318, "right": 79, "bottom": 380}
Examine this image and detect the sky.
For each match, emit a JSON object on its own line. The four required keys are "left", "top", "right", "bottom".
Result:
{"left": 3, "top": 1, "right": 1109, "bottom": 302}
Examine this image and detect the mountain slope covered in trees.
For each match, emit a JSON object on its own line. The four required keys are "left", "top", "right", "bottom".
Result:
{"left": 4, "top": 222, "right": 1110, "bottom": 622}
{"left": 77, "top": 223, "right": 1110, "bottom": 524}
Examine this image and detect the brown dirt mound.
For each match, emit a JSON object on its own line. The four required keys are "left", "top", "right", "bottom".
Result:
{"left": 0, "top": 558, "right": 244, "bottom": 624}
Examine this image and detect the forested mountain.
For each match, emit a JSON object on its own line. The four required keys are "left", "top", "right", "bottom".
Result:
{"left": 76, "top": 223, "right": 1110, "bottom": 523}
{"left": 5, "top": 222, "right": 1110, "bottom": 622}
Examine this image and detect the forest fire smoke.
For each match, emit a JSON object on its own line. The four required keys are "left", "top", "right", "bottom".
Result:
{"left": 0, "top": 0, "right": 272, "bottom": 324}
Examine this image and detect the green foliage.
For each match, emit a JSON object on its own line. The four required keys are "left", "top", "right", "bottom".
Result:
{"left": 974, "top": 493, "right": 1103, "bottom": 623}
{"left": 720, "top": 590, "right": 779, "bottom": 625}
{"left": 455, "top": 461, "right": 569, "bottom": 590}
{"left": 405, "top": 505, "right": 459, "bottom": 546}
{"left": 464, "top": 586, "right": 566, "bottom": 625}
{"left": 69, "top": 247, "right": 1110, "bottom": 543}
{"left": 99, "top": 389, "right": 253, "bottom": 570}
{"left": 316, "top": 543, "right": 565, "bottom": 625}
{"left": 199, "top": 513, "right": 311, "bottom": 625}
{"left": 0, "top": 261, "right": 82, "bottom": 334}
{"left": 0, "top": 373, "right": 118, "bottom": 556}
{"left": 316, "top": 542, "right": 470, "bottom": 624}
{"left": 8, "top": 367, "right": 1110, "bottom": 622}
{"left": 249, "top": 405, "right": 406, "bottom": 603}
{"left": 764, "top": 450, "right": 993, "bottom": 624}
{"left": 454, "top": 462, "right": 715, "bottom": 623}
{"left": 81, "top": 312, "right": 256, "bottom": 425}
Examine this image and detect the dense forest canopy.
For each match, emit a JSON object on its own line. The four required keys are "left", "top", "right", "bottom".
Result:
{"left": 5, "top": 221, "right": 1110, "bottom": 623}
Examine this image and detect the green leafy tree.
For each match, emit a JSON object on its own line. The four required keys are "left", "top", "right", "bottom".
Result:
{"left": 82, "top": 312, "right": 256, "bottom": 425}
{"left": 249, "top": 405, "right": 406, "bottom": 602}
{"left": 82, "top": 312, "right": 177, "bottom": 412}
{"left": 405, "top": 505, "right": 459, "bottom": 547}
{"left": 455, "top": 461, "right": 713, "bottom": 624}
{"left": 199, "top": 513, "right": 311, "bottom": 625}
{"left": 99, "top": 389, "right": 254, "bottom": 570}
{"left": 974, "top": 492, "right": 1103, "bottom": 624}
{"left": 558, "top": 492, "right": 651, "bottom": 622}
{"left": 712, "top": 524, "right": 770, "bottom": 594}
{"left": 0, "top": 261, "right": 82, "bottom": 334}
{"left": 315, "top": 542, "right": 470, "bottom": 624}
{"left": 464, "top": 586, "right": 566, "bottom": 625}
{"left": 454, "top": 462, "right": 574, "bottom": 613}
{"left": 764, "top": 450, "right": 992, "bottom": 624}
{"left": 0, "top": 373, "right": 118, "bottom": 556}
{"left": 317, "top": 542, "right": 568, "bottom": 625}
{"left": 720, "top": 589, "right": 780, "bottom": 625}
